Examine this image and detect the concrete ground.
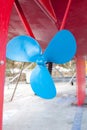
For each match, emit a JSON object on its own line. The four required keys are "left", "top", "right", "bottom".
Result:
{"left": 3, "top": 81, "right": 87, "bottom": 130}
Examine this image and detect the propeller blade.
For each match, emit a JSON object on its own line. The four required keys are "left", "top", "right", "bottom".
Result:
{"left": 30, "top": 65, "right": 56, "bottom": 99}
{"left": 43, "top": 30, "right": 77, "bottom": 64}
{"left": 6, "top": 35, "right": 42, "bottom": 62}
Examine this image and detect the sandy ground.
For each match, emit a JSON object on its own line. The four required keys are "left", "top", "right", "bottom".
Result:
{"left": 3, "top": 81, "right": 87, "bottom": 130}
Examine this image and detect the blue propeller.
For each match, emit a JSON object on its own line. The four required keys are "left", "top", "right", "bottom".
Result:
{"left": 6, "top": 29, "right": 77, "bottom": 99}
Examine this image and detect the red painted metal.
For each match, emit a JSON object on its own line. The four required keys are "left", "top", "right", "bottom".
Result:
{"left": 51, "top": 0, "right": 69, "bottom": 27}
{"left": 0, "top": 0, "right": 14, "bottom": 129}
{"left": 7, "top": 0, "right": 87, "bottom": 56}
{"left": 14, "top": 0, "right": 35, "bottom": 38}
{"left": 51, "top": 0, "right": 87, "bottom": 57}
{"left": 34, "top": 0, "right": 57, "bottom": 23}
{"left": 76, "top": 56, "right": 86, "bottom": 106}
{"left": 9, "top": 0, "right": 58, "bottom": 51}
{"left": 1, "top": 0, "right": 86, "bottom": 107}
{"left": 51, "top": 0, "right": 86, "bottom": 106}
{"left": 59, "top": 0, "right": 72, "bottom": 30}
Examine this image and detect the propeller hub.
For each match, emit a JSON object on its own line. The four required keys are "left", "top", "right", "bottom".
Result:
{"left": 36, "top": 55, "right": 47, "bottom": 65}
